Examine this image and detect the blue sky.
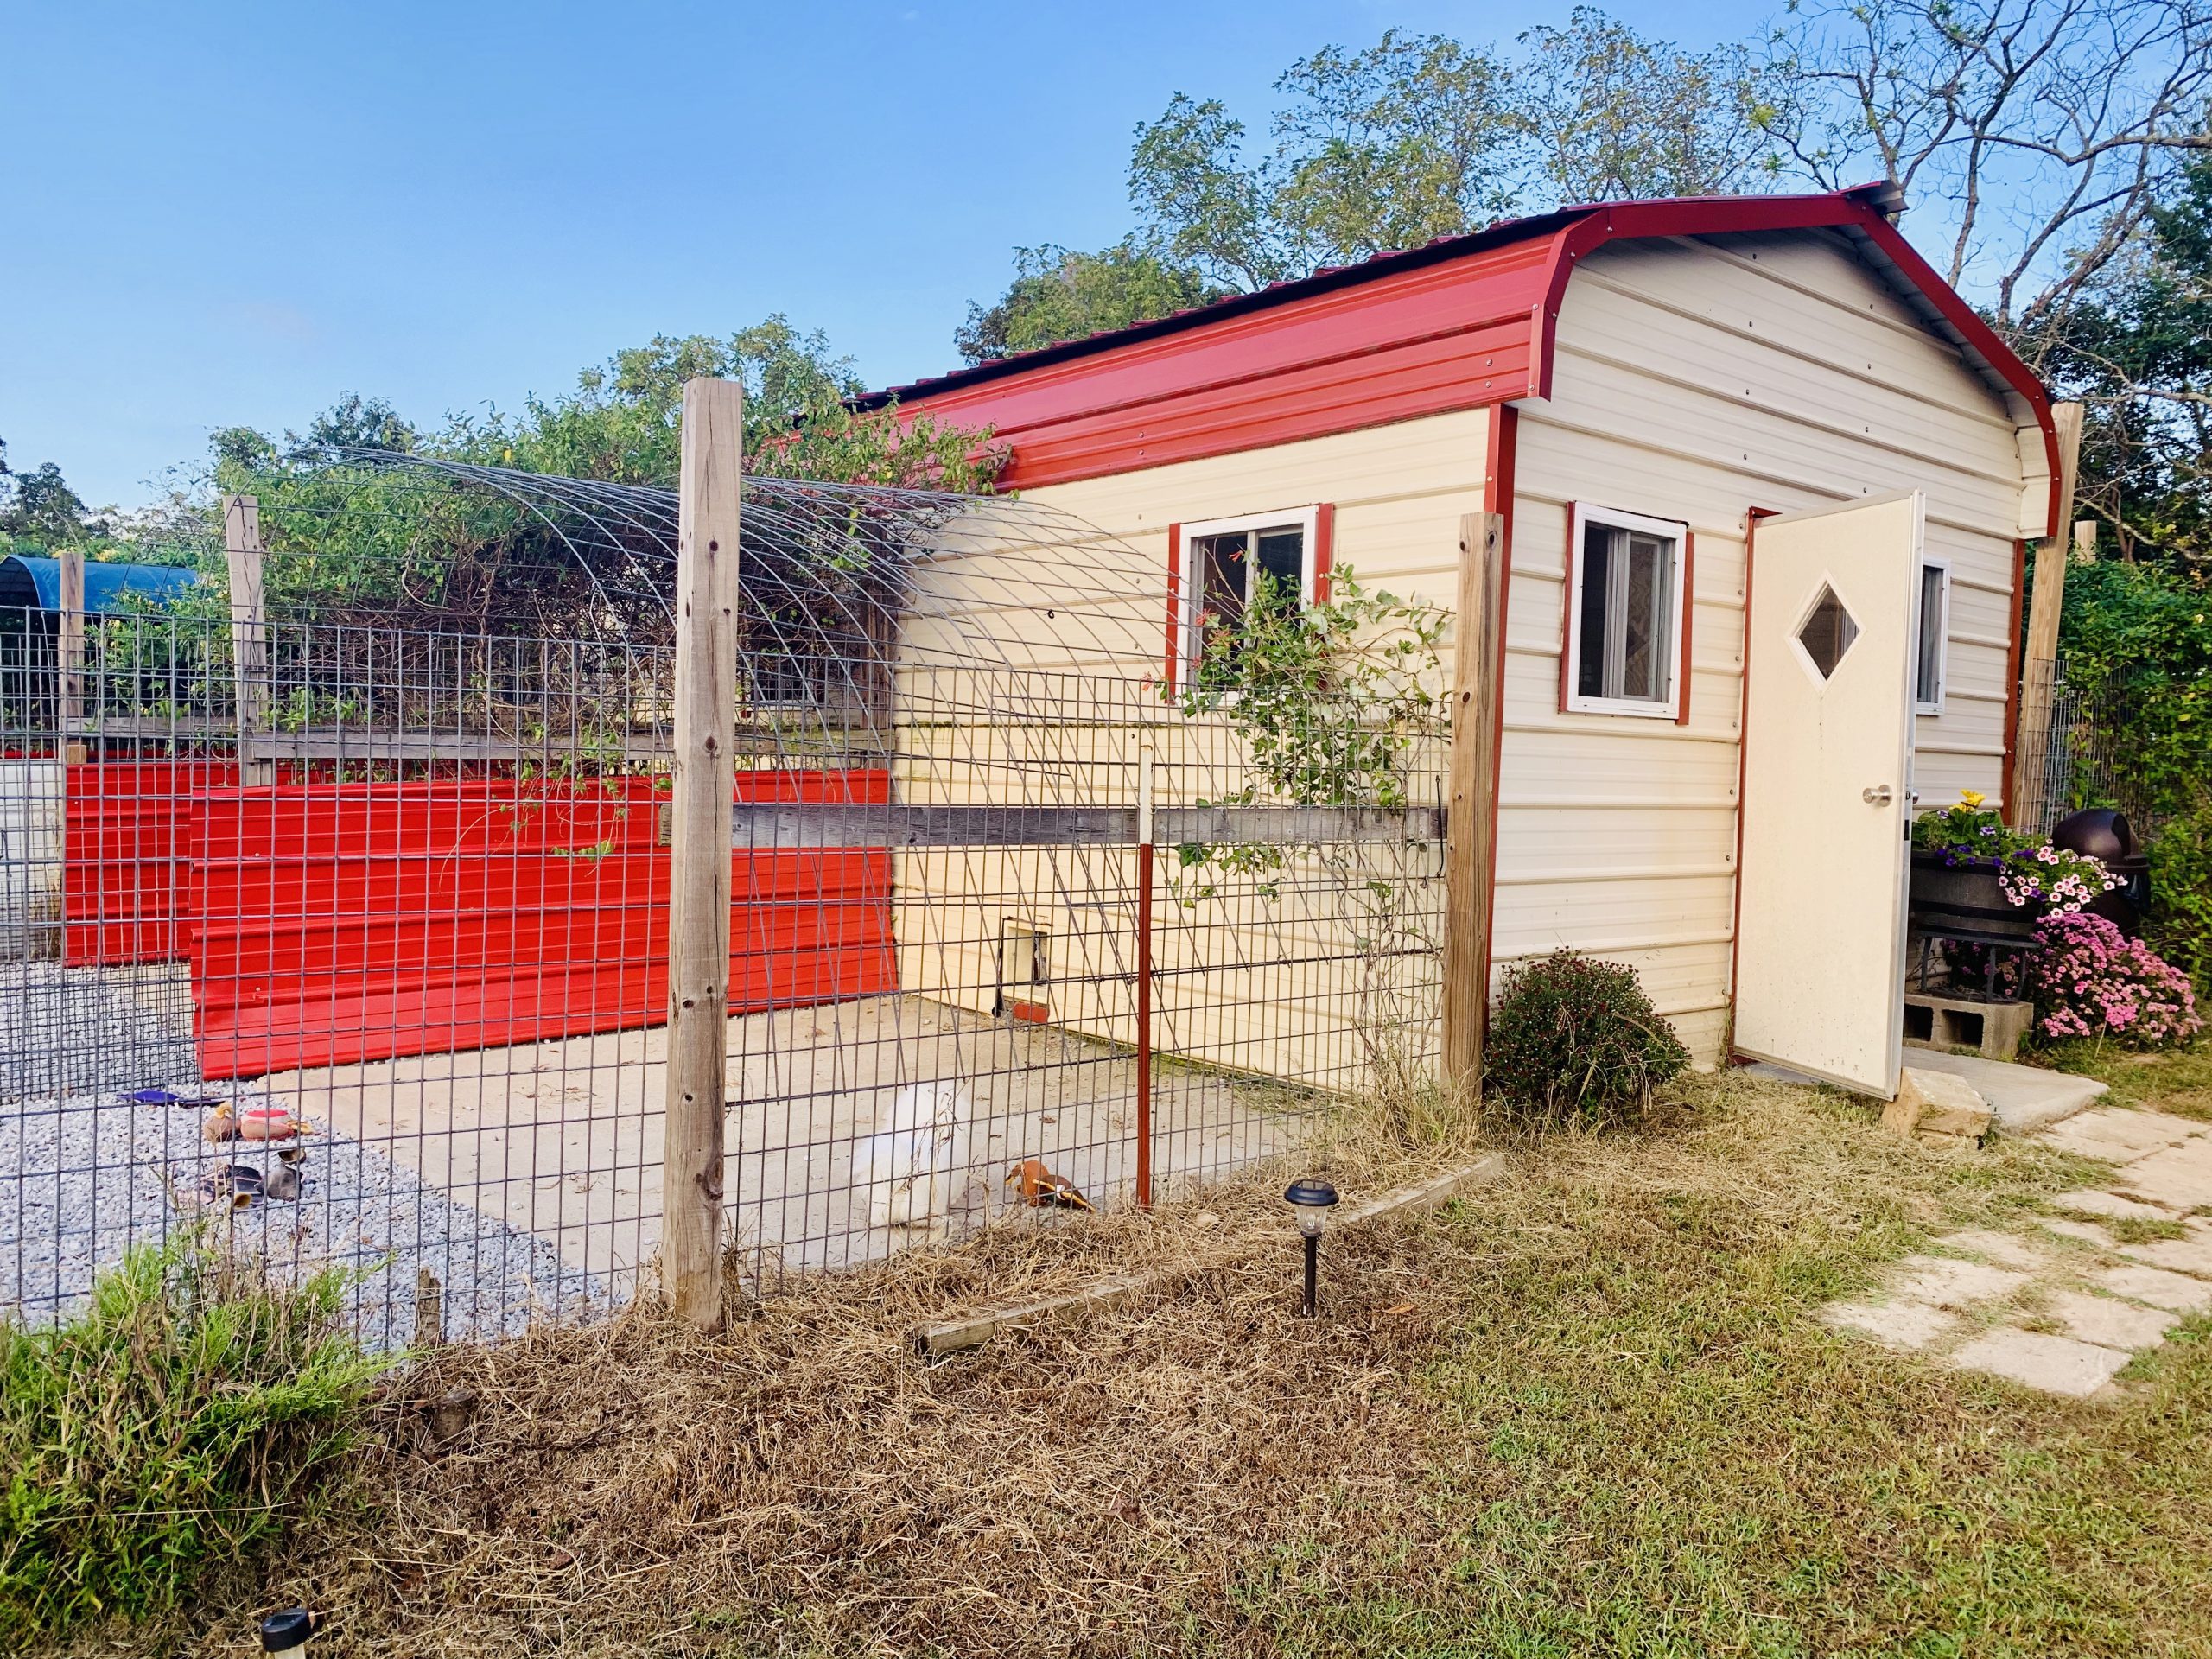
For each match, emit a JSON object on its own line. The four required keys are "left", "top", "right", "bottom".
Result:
{"left": 4, "top": 0, "right": 1769, "bottom": 509}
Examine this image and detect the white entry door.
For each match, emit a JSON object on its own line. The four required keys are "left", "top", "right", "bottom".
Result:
{"left": 1734, "top": 491, "right": 1923, "bottom": 1096}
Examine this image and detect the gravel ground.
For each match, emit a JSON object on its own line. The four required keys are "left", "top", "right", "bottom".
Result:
{"left": 2, "top": 964, "right": 612, "bottom": 1346}
{"left": 0, "top": 959, "right": 202, "bottom": 1103}
{"left": 3, "top": 1090, "right": 610, "bottom": 1345}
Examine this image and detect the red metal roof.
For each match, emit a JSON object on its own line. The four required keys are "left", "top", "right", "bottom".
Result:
{"left": 871, "top": 188, "right": 2059, "bottom": 536}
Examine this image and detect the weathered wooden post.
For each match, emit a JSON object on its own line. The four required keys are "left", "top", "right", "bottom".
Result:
{"left": 1441, "top": 512, "right": 1506, "bottom": 1103}
{"left": 663, "top": 377, "right": 743, "bottom": 1331}
{"left": 2010, "top": 402, "right": 2083, "bottom": 832}
{"left": 58, "top": 548, "right": 85, "bottom": 765}
{"left": 223, "top": 494, "right": 276, "bottom": 787}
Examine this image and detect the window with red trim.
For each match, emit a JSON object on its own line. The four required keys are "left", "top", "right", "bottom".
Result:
{"left": 1171, "top": 505, "right": 1322, "bottom": 683}
{"left": 1565, "top": 502, "right": 1688, "bottom": 720}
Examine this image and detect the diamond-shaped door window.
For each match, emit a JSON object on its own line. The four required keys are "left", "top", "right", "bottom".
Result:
{"left": 1796, "top": 584, "right": 1859, "bottom": 679}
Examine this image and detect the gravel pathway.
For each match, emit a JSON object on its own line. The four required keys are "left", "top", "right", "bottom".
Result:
{"left": 3, "top": 1088, "right": 610, "bottom": 1346}
{"left": 2, "top": 956, "right": 614, "bottom": 1344}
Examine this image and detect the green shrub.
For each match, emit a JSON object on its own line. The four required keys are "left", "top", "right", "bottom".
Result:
{"left": 2149, "top": 803, "right": 2212, "bottom": 990}
{"left": 0, "top": 1236, "right": 389, "bottom": 1642}
{"left": 1484, "top": 950, "right": 1689, "bottom": 1131}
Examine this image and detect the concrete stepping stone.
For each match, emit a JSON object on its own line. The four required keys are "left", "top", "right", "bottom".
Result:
{"left": 1950, "top": 1328, "right": 2133, "bottom": 1398}
{"left": 1821, "top": 1299, "right": 1958, "bottom": 1351}
{"left": 1890, "top": 1254, "right": 2031, "bottom": 1309}
{"left": 2093, "top": 1262, "right": 2212, "bottom": 1313}
{"left": 1891, "top": 1049, "right": 2106, "bottom": 1134}
{"left": 1936, "top": 1228, "right": 2050, "bottom": 1269}
{"left": 2118, "top": 1220, "right": 2212, "bottom": 1279}
{"left": 2042, "top": 1217, "right": 2119, "bottom": 1249}
{"left": 2112, "top": 1141, "right": 2212, "bottom": 1212}
{"left": 2052, "top": 1188, "right": 2182, "bottom": 1221}
{"left": 2042, "top": 1107, "right": 2198, "bottom": 1163}
{"left": 2044, "top": 1290, "right": 2177, "bottom": 1351}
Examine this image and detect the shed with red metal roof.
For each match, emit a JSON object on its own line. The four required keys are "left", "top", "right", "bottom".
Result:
{"left": 875, "top": 188, "right": 2053, "bottom": 1094}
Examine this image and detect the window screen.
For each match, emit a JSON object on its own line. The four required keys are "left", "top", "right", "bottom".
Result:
{"left": 1574, "top": 520, "right": 1676, "bottom": 705}
{"left": 1189, "top": 521, "right": 1306, "bottom": 670}
{"left": 1916, "top": 563, "right": 1947, "bottom": 708}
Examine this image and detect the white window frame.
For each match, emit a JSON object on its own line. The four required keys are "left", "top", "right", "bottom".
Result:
{"left": 1564, "top": 502, "right": 1688, "bottom": 721}
{"left": 1174, "top": 505, "right": 1321, "bottom": 683}
{"left": 1914, "top": 556, "right": 1951, "bottom": 715}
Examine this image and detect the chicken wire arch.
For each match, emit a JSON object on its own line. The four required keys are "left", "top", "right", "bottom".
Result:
{"left": 5, "top": 449, "right": 1444, "bottom": 1347}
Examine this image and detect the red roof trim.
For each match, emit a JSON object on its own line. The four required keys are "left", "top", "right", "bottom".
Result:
{"left": 875, "top": 188, "right": 2056, "bottom": 531}
{"left": 855, "top": 206, "right": 1587, "bottom": 411}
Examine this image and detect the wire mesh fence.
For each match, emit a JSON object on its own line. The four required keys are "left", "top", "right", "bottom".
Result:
{"left": 2, "top": 457, "right": 1445, "bottom": 1345}
{"left": 2022, "top": 657, "right": 2159, "bottom": 840}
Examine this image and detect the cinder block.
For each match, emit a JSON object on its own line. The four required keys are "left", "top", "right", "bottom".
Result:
{"left": 1902, "top": 992, "right": 2036, "bottom": 1061}
{"left": 1882, "top": 1067, "right": 1994, "bottom": 1142}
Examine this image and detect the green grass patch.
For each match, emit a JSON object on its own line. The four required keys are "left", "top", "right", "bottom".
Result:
{"left": 2035, "top": 1037, "right": 2212, "bottom": 1119}
{"left": 1229, "top": 1077, "right": 2212, "bottom": 1657}
{"left": 0, "top": 1235, "right": 390, "bottom": 1643}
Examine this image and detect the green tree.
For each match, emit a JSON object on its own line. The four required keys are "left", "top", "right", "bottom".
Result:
{"left": 956, "top": 243, "right": 1225, "bottom": 365}
{"left": 1121, "top": 16, "right": 1775, "bottom": 294}
{"left": 201, "top": 320, "right": 1001, "bottom": 639}
{"left": 440, "top": 320, "right": 997, "bottom": 492}
{"left": 1515, "top": 9, "right": 1775, "bottom": 201}
{"left": 0, "top": 439, "right": 106, "bottom": 545}
{"left": 2031, "top": 149, "right": 2212, "bottom": 565}
{"left": 1127, "top": 32, "right": 1520, "bottom": 289}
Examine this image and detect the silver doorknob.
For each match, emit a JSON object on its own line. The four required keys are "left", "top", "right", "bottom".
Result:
{"left": 1863, "top": 785, "right": 1894, "bottom": 804}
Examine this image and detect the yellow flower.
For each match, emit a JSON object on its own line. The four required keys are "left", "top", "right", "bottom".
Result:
{"left": 1959, "top": 790, "right": 1986, "bottom": 808}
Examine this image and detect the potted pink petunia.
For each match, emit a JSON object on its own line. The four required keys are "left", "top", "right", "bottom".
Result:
{"left": 1909, "top": 790, "right": 2126, "bottom": 938}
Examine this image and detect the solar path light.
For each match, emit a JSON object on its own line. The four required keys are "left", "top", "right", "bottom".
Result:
{"left": 1283, "top": 1177, "right": 1340, "bottom": 1317}
{"left": 260, "top": 1609, "right": 317, "bottom": 1653}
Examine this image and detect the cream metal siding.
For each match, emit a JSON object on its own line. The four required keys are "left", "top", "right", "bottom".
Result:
{"left": 1502, "top": 231, "right": 2031, "bottom": 1065}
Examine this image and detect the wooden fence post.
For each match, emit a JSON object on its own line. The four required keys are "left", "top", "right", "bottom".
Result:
{"left": 223, "top": 494, "right": 276, "bottom": 787}
{"left": 58, "top": 548, "right": 85, "bottom": 764}
{"left": 1441, "top": 512, "right": 1506, "bottom": 1103}
{"left": 664, "top": 377, "right": 743, "bottom": 1332}
{"left": 2011, "top": 402, "right": 2083, "bottom": 831}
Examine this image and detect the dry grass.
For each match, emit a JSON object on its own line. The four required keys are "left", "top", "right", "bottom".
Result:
{"left": 52, "top": 1072, "right": 2212, "bottom": 1658}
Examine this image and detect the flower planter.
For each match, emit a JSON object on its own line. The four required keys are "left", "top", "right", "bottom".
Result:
{"left": 1907, "top": 851, "right": 2043, "bottom": 941}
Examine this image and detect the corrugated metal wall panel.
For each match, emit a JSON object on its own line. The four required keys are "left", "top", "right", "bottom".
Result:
{"left": 64, "top": 760, "right": 241, "bottom": 966}
{"left": 892, "top": 243, "right": 1552, "bottom": 489}
{"left": 1498, "top": 232, "right": 2029, "bottom": 1065}
{"left": 188, "top": 770, "right": 893, "bottom": 1080}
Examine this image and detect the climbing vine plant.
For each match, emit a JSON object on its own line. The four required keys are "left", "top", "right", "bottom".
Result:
{"left": 1162, "top": 569, "right": 1448, "bottom": 1087}
{"left": 1162, "top": 567, "right": 1446, "bottom": 897}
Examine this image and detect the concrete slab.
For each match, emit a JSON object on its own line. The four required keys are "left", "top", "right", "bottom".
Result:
{"left": 1821, "top": 1299, "right": 1959, "bottom": 1350}
{"left": 1898, "top": 1049, "right": 2107, "bottom": 1135}
{"left": 2112, "top": 1140, "right": 2212, "bottom": 1213}
{"left": 2094, "top": 1262, "right": 2212, "bottom": 1313}
{"left": 2051, "top": 1188, "right": 2181, "bottom": 1222}
{"left": 2119, "top": 1220, "right": 2212, "bottom": 1279}
{"left": 1890, "top": 1254, "right": 2032, "bottom": 1310}
{"left": 2043, "top": 1107, "right": 2201, "bottom": 1164}
{"left": 2041, "top": 1217, "right": 2120, "bottom": 1250}
{"left": 2044, "top": 1290, "right": 2178, "bottom": 1351}
{"left": 1950, "top": 1328, "right": 2133, "bottom": 1397}
{"left": 260, "top": 992, "right": 1299, "bottom": 1287}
